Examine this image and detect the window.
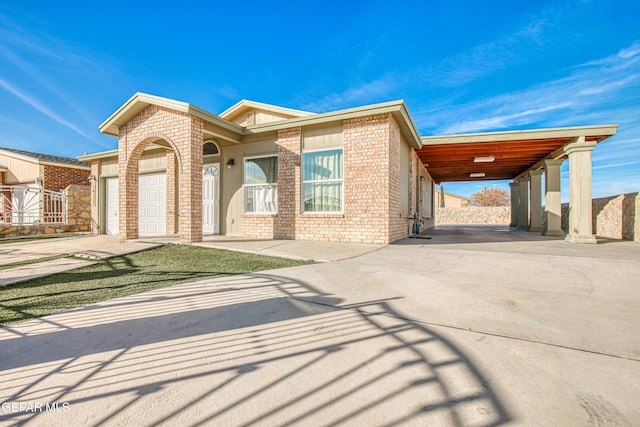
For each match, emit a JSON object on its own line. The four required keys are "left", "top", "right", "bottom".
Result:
{"left": 203, "top": 141, "right": 219, "bottom": 156}
{"left": 302, "top": 148, "right": 343, "bottom": 212}
{"left": 244, "top": 156, "right": 277, "bottom": 213}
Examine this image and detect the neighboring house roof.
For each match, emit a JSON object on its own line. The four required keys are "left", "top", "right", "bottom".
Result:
{"left": 0, "top": 147, "right": 90, "bottom": 169}
{"left": 435, "top": 190, "right": 471, "bottom": 201}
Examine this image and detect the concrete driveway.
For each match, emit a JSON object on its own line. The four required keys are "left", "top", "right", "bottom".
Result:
{"left": 0, "top": 226, "right": 638, "bottom": 426}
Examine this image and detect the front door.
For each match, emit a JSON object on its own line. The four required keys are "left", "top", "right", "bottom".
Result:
{"left": 105, "top": 177, "right": 119, "bottom": 235}
{"left": 202, "top": 164, "right": 220, "bottom": 234}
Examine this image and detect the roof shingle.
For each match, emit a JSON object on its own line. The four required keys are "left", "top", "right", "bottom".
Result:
{"left": 0, "top": 147, "right": 90, "bottom": 168}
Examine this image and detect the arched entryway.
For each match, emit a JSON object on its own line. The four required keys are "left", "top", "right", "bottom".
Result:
{"left": 122, "top": 136, "right": 182, "bottom": 240}
{"left": 117, "top": 107, "right": 205, "bottom": 243}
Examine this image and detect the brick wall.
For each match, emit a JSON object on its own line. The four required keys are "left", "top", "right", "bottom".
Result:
{"left": 118, "top": 105, "right": 203, "bottom": 242}
{"left": 241, "top": 114, "right": 409, "bottom": 244}
{"left": 242, "top": 214, "right": 276, "bottom": 239}
{"left": 41, "top": 164, "right": 90, "bottom": 191}
{"left": 274, "top": 127, "right": 301, "bottom": 239}
{"left": 388, "top": 116, "right": 411, "bottom": 242}
{"left": 166, "top": 151, "right": 177, "bottom": 234}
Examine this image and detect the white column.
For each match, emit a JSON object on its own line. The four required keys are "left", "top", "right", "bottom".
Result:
{"left": 509, "top": 181, "right": 520, "bottom": 227}
{"left": 518, "top": 177, "right": 530, "bottom": 229}
{"left": 543, "top": 159, "right": 564, "bottom": 236}
{"left": 528, "top": 170, "right": 543, "bottom": 232}
{"left": 564, "top": 136, "right": 597, "bottom": 244}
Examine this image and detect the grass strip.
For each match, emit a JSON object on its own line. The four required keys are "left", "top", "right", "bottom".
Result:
{"left": 0, "top": 244, "right": 313, "bottom": 326}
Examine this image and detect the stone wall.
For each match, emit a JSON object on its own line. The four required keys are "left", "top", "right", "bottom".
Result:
{"left": 65, "top": 184, "right": 91, "bottom": 232}
{"left": 435, "top": 206, "right": 511, "bottom": 225}
{"left": 561, "top": 192, "right": 639, "bottom": 241}
{"left": 0, "top": 184, "right": 91, "bottom": 238}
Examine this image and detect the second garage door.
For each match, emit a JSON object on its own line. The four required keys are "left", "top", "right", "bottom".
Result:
{"left": 139, "top": 173, "right": 166, "bottom": 236}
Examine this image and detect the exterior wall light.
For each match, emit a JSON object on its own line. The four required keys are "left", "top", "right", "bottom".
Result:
{"left": 226, "top": 158, "right": 235, "bottom": 168}
{"left": 470, "top": 172, "right": 486, "bottom": 178}
{"left": 88, "top": 174, "right": 97, "bottom": 181}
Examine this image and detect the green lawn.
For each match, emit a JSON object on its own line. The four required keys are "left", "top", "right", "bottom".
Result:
{"left": 0, "top": 244, "right": 313, "bottom": 327}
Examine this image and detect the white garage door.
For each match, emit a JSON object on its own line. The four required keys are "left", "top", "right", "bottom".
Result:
{"left": 138, "top": 173, "right": 166, "bottom": 236}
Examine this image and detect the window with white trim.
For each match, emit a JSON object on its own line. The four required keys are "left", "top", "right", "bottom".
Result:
{"left": 244, "top": 156, "right": 277, "bottom": 213}
{"left": 302, "top": 148, "right": 343, "bottom": 212}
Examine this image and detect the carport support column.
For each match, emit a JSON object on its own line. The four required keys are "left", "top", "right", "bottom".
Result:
{"left": 564, "top": 136, "right": 597, "bottom": 244}
{"left": 517, "top": 177, "right": 530, "bottom": 229}
{"left": 509, "top": 181, "right": 520, "bottom": 227}
{"left": 543, "top": 159, "right": 564, "bottom": 236}
{"left": 528, "top": 170, "right": 543, "bottom": 232}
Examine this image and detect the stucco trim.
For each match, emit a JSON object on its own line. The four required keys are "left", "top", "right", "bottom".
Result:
{"left": 421, "top": 124, "right": 619, "bottom": 145}
{"left": 99, "top": 92, "right": 244, "bottom": 137}
{"left": 219, "top": 99, "right": 314, "bottom": 120}
{"left": 246, "top": 100, "right": 423, "bottom": 149}
{"left": 77, "top": 149, "right": 119, "bottom": 162}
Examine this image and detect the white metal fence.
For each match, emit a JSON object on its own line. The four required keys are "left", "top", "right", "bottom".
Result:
{"left": 0, "top": 185, "right": 66, "bottom": 225}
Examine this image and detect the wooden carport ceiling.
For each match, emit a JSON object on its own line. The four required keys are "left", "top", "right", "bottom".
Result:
{"left": 418, "top": 125, "right": 617, "bottom": 183}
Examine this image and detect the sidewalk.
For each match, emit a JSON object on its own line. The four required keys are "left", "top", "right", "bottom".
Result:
{"left": 0, "top": 235, "right": 161, "bottom": 287}
{"left": 137, "top": 235, "right": 384, "bottom": 262}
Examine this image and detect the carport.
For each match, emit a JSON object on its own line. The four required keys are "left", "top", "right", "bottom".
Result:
{"left": 418, "top": 124, "right": 618, "bottom": 243}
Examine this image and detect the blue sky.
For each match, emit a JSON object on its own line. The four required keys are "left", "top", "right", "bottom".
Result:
{"left": 1, "top": 0, "right": 639, "bottom": 199}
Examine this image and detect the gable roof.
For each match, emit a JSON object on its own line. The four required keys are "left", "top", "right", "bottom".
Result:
{"left": 98, "top": 93, "right": 423, "bottom": 149}
{"left": 244, "top": 99, "right": 423, "bottom": 149}
{"left": 0, "top": 147, "right": 90, "bottom": 168}
{"left": 99, "top": 92, "right": 245, "bottom": 137}
{"left": 219, "top": 99, "right": 314, "bottom": 121}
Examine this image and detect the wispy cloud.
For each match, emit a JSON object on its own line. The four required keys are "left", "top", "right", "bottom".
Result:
{"left": 0, "top": 78, "right": 99, "bottom": 143}
{"left": 416, "top": 40, "right": 640, "bottom": 135}
{"left": 299, "top": 76, "right": 396, "bottom": 112}
{"left": 415, "top": 18, "right": 551, "bottom": 88}
{"left": 0, "top": 45, "right": 100, "bottom": 126}
{"left": 0, "top": 8, "right": 121, "bottom": 151}
{"left": 422, "top": 35, "right": 640, "bottom": 197}
{"left": 438, "top": 104, "right": 573, "bottom": 134}
{"left": 296, "top": 4, "right": 562, "bottom": 115}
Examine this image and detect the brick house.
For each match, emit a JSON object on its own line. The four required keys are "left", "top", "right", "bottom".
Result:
{"left": 79, "top": 93, "right": 616, "bottom": 244}
{"left": 0, "top": 147, "right": 90, "bottom": 190}
{"left": 1, "top": 148, "right": 90, "bottom": 226}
